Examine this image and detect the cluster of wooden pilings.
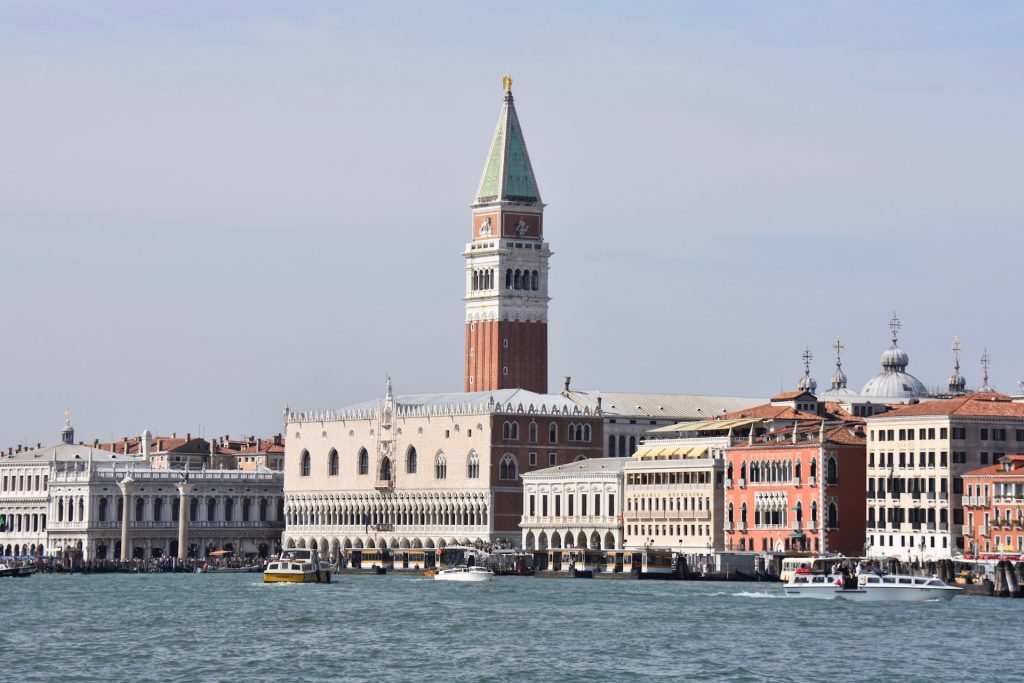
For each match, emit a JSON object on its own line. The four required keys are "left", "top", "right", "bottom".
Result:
{"left": 993, "top": 560, "right": 1024, "bottom": 598}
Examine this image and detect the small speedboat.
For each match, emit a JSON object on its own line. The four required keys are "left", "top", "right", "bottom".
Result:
{"left": 0, "top": 562, "right": 32, "bottom": 578}
{"left": 433, "top": 565, "right": 493, "bottom": 582}
{"left": 263, "top": 549, "right": 331, "bottom": 584}
{"left": 784, "top": 568, "right": 960, "bottom": 601}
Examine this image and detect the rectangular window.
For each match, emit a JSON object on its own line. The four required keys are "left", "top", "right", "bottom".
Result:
{"left": 941, "top": 451, "right": 948, "bottom": 467}
{"left": 919, "top": 428, "right": 926, "bottom": 440}
{"left": 941, "top": 427, "right": 948, "bottom": 439}
{"left": 594, "top": 494, "right": 601, "bottom": 517}
{"left": 952, "top": 427, "right": 966, "bottom": 440}
{"left": 1017, "top": 429, "right": 1024, "bottom": 441}
{"left": 953, "top": 477, "right": 963, "bottom": 494}
{"left": 555, "top": 496, "right": 561, "bottom": 516}
{"left": 568, "top": 495, "right": 574, "bottom": 516}
{"left": 548, "top": 452, "right": 556, "bottom": 466}
{"left": 887, "top": 429, "right": 894, "bottom": 441}
{"left": 542, "top": 496, "right": 548, "bottom": 517}
{"left": 869, "top": 452, "right": 874, "bottom": 467}
{"left": 993, "top": 428, "right": 1006, "bottom": 441}
{"left": 953, "top": 508, "right": 963, "bottom": 525}
{"left": 980, "top": 428, "right": 989, "bottom": 441}
{"left": 529, "top": 495, "right": 535, "bottom": 516}
{"left": 609, "top": 494, "right": 615, "bottom": 516}
{"left": 981, "top": 452, "right": 989, "bottom": 465}
{"left": 899, "top": 452, "right": 906, "bottom": 467}
{"left": 529, "top": 452, "right": 537, "bottom": 467}
{"left": 581, "top": 495, "right": 588, "bottom": 516}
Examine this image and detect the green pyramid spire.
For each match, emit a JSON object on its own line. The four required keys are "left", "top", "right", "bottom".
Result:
{"left": 474, "top": 81, "right": 541, "bottom": 206}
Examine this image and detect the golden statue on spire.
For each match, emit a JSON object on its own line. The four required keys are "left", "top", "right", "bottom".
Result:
{"left": 503, "top": 74, "right": 512, "bottom": 93}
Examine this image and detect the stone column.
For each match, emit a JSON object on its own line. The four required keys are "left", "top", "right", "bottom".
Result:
{"left": 176, "top": 482, "right": 192, "bottom": 562}
{"left": 118, "top": 476, "right": 134, "bottom": 562}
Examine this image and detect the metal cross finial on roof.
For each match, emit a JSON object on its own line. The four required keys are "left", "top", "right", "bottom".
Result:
{"left": 802, "top": 346, "right": 814, "bottom": 371}
{"left": 980, "top": 348, "right": 991, "bottom": 391}
{"left": 889, "top": 311, "right": 902, "bottom": 346}
{"left": 952, "top": 336, "right": 963, "bottom": 372}
{"left": 832, "top": 333, "right": 845, "bottom": 365}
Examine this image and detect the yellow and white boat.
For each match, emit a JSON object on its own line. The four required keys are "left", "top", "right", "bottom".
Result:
{"left": 263, "top": 549, "right": 331, "bottom": 583}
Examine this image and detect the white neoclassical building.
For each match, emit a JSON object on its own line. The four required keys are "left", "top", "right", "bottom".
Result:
{"left": 520, "top": 457, "right": 628, "bottom": 551}
{"left": 1, "top": 420, "right": 285, "bottom": 561}
{"left": 47, "top": 462, "right": 285, "bottom": 561}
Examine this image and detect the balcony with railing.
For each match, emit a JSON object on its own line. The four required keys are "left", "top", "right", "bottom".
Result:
{"left": 374, "top": 478, "right": 394, "bottom": 491}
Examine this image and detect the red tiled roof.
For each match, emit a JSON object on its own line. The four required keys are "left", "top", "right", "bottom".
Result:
{"left": 963, "top": 454, "right": 1024, "bottom": 478}
{"left": 877, "top": 392, "right": 1024, "bottom": 419}
{"left": 770, "top": 390, "right": 812, "bottom": 401}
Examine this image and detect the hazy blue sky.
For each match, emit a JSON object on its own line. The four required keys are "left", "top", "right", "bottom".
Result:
{"left": 1, "top": 2, "right": 1021, "bottom": 447}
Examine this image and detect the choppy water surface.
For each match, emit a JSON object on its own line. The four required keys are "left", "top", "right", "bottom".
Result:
{"left": 3, "top": 573, "right": 1023, "bottom": 682}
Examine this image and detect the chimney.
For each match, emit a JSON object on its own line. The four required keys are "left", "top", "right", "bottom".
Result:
{"left": 186, "top": 432, "right": 191, "bottom": 442}
{"left": 791, "top": 421, "right": 798, "bottom": 445}
{"left": 595, "top": 397, "right": 602, "bottom": 413}
{"left": 562, "top": 376, "right": 571, "bottom": 396}
{"left": 273, "top": 434, "right": 281, "bottom": 446}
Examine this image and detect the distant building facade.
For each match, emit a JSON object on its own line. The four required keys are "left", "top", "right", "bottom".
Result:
{"left": 962, "top": 454, "right": 1024, "bottom": 556}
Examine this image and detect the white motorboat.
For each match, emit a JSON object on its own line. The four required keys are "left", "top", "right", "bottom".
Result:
{"left": 783, "top": 569, "right": 960, "bottom": 601}
{"left": 433, "top": 565, "right": 493, "bottom": 582}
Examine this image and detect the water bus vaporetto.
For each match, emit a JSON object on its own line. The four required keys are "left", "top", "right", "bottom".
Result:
{"left": 263, "top": 549, "right": 331, "bottom": 583}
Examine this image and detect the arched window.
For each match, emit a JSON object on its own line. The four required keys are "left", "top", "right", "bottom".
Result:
{"left": 795, "top": 501, "right": 803, "bottom": 522}
{"left": 135, "top": 498, "right": 145, "bottom": 522}
{"left": 740, "top": 502, "right": 747, "bottom": 523}
{"left": 190, "top": 498, "right": 199, "bottom": 522}
{"left": 379, "top": 457, "right": 392, "bottom": 482}
{"left": 573, "top": 454, "right": 588, "bottom": 462}
{"left": 810, "top": 458, "right": 817, "bottom": 479}
{"left": 548, "top": 422, "right": 558, "bottom": 443}
{"left": 583, "top": 424, "right": 591, "bottom": 442}
{"left": 795, "top": 460, "right": 802, "bottom": 481}
{"left": 827, "top": 502, "right": 839, "bottom": 529}
{"left": 98, "top": 498, "right": 108, "bottom": 522}
{"left": 513, "top": 270, "right": 522, "bottom": 290}
{"left": 502, "top": 422, "right": 519, "bottom": 440}
{"left": 528, "top": 422, "right": 538, "bottom": 443}
{"left": 499, "top": 454, "right": 518, "bottom": 481}
{"left": 467, "top": 451, "right": 480, "bottom": 479}
{"left": 224, "top": 499, "right": 234, "bottom": 522}
{"left": 300, "top": 450, "right": 311, "bottom": 477}
{"left": 358, "top": 448, "right": 369, "bottom": 475}
{"left": 472, "top": 270, "right": 479, "bottom": 291}
{"left": 727, "top": 503, "right": 734, "bottom": 523}
{"left": 531, "top": 270, "right": 539, "bottom": 290}
{"left": 811, "top": 501, "right": 818, "bottom": 522}
{"left": 434, "top": 453, "right": 447, "bottom": 480}
{"left": 328, "top": 449, "right": 339, "bottom": 476}
{"left": 153, "top": 498, "right": 163, "bottom": 522}
{"left": 406, "top": 446, "right": 418, "bottom": 474}
{"left": 628, "top": 436, "right": 636, "bottom": 453}
{"left": 826, "top": 457, "right": 838, "bottom": 485}
{"left": 609, "top": 435, "right": 616, "bottom": 455}
{"left": 567, "top": 423, "right": 575, "bottom": 442}
{"left": 505, "top": 269, "right": 512, "bottom": 288}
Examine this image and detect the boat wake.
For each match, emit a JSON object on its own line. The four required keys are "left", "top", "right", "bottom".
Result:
{"left": 732, "top": 590, "right": 784, "bottom": 599}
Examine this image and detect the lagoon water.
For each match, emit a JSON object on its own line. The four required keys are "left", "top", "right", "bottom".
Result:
{"left": 3, "top": 573, "right": 1023, "bottom": 682}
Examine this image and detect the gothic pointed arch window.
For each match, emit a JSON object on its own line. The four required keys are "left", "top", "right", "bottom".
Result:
{"left": 502, "top": 421, "right": 519, "bottom": 440}
{"left": 827, "top": 502, "right": 839, "bottom": 529}
{"left": 582, "top": 424, "right": 591, "bottom": 442}
{"left": 328, "top": 449, "right": 339, "bottom": 476}
{"left": 548, "top": 422, "right": 558, "bottom": 444}
{"left": 300, "top": 450, "right": 311, "bottom": 477}
{"left": 795, "top": 459, "right": 802, "bottom": 482}
{"left": 406, "top": 446, "right": 417, "bottom": 474}
{"left": 810, "top": 458, "right": 817, "bottom": 480}
{"left": 499, "top": 454, "right": 518, "bottom": 481}
{"left": 826, "top": 456, "right": 838, "bottom": 485}
{"left": 795, "top": 501, "right": 803, "bottom": 522}
{"left": 434, "top": 453, "right": 447, "bottom": 480}
{"left": 528, "top": 422, "right": 538, "bottom": 443}
{"left": 467, "top": 451, "right": 480, "bottom": 479}
{"left": 727, "top": 503, "right": 734, "bottom": 523}
{"left": 811, "top": 501, "right": 818, "bottom": 523}
{"left": 740, "top": 502, "right": 747, "bottom": 524}
{"left": 379, "top": 456, "right": 392, "bottom": 482}
{"left": 358, "top": 448, "right": 369, "bottom": 475}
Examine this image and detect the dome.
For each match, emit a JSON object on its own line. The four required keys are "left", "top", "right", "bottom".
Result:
{"left": 860, "top": 371, "right": 928, "bottom": 398}
{"left": 798, "top": 375, "right": 817, "bottom": 393}
{"left": 880, "top": 346, "right": 910, "bottom": 370}
{"left": 860, "top": 312, "right": 928, "bottom": 399}
{"left": 948, "top": 371, "right": 966, "bottom": 394}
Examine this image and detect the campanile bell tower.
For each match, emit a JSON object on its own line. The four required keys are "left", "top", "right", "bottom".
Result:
{"left": 464, "top": 76, "right": 550, "bottom": 394}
